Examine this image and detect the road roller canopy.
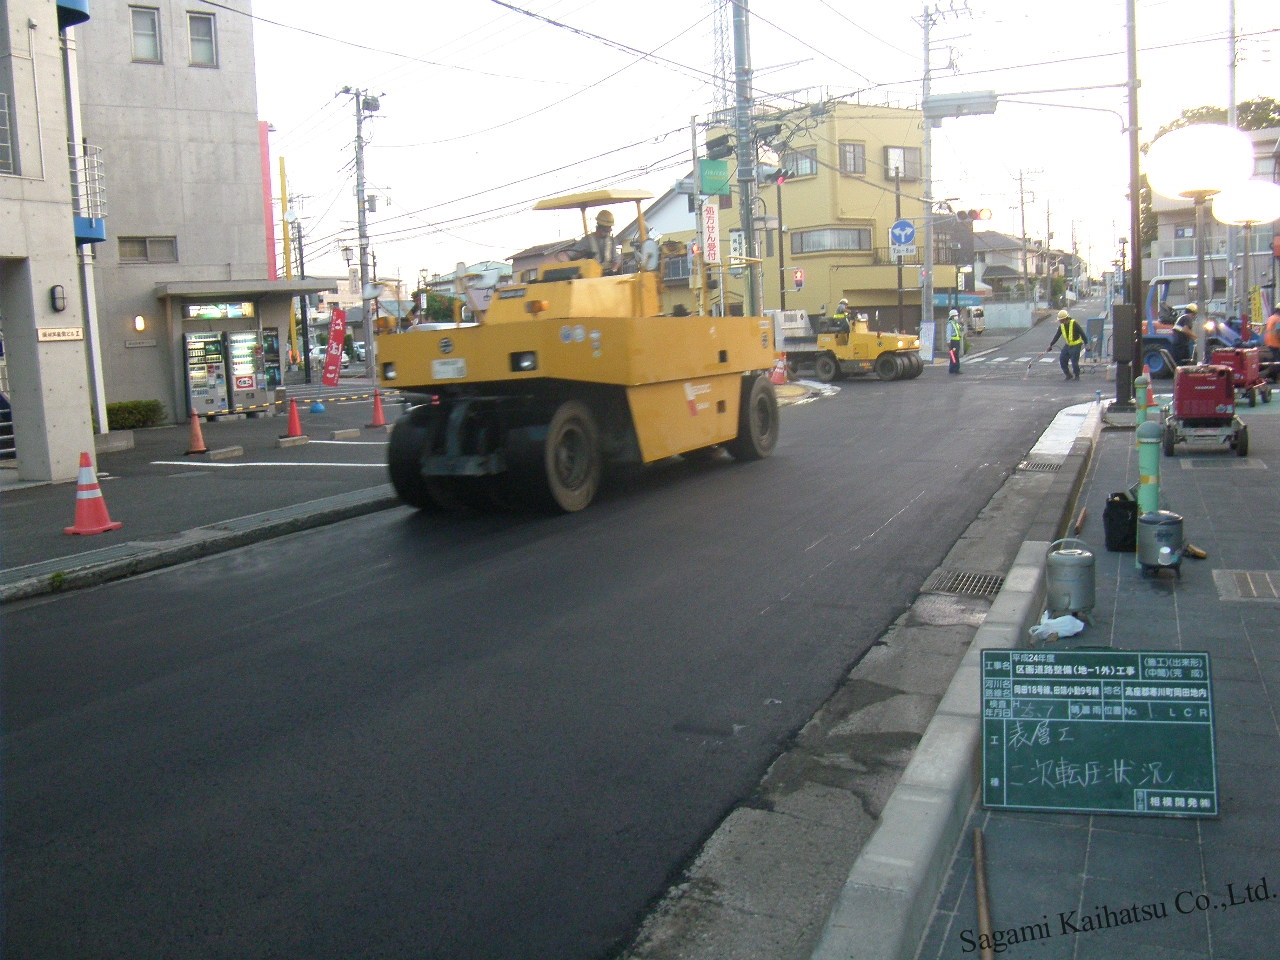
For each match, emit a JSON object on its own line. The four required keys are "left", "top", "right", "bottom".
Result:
{"left": 533, "top": 188, "right": 654, "bottom": 242}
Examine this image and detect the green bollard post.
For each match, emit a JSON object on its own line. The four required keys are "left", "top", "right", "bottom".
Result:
{"left": 1137, "top": 420, "right": 1162, "bottom": 513}
{"left": 1134, "top": 371, "right": 1150, "bottom": 426}
{"left": 1135, "top": 419, "right": 1163, "bottom": 569}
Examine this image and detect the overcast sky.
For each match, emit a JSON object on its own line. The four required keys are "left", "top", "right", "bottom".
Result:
{"left": 242, "top": 0, "right": 1277, "bottom": 287}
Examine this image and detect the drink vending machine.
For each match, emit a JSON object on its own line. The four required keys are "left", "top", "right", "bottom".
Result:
{"left": 226, "top": 330, "right": 268, "bottom": 412}
{"left": 184, "top": 332, "right": 229, "bottom": 416}
{"left": 184, "top": 331, "right": 267, "bottom": 417}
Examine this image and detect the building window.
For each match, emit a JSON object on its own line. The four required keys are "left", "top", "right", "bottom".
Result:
{"left": 839, "top": 142, "right": 866, "bottom": 176}
{"left": 188, "top": 13, "right": 218, "bottom": 67}
{"left": 884, "top": 146, "right": 922, "bottom": 181}
{"left": 782, "top": 148, "right": 818, "bottom": 178}
{"left": 119, "top": 236, "right": 179, "bottom": 263}
{"left": 791, "top": 228, "right": 872, "bottom": 255}
{"left": 663, "top": 255, "right": 692, "bottom": 283}
{"left": 131, "top": 7, "right": 162, "bottom": 63}
{"left": 0, "top": 92, "right": 14, "bottom": 175}
{"left": 1254, "top": 156, "right": 1276, "bottom": 179}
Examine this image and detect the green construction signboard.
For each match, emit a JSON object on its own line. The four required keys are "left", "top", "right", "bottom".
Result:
{"left": 698, "top": 159, "right": 731, "bottom": 197}
{"left": 982, "top": 650, "right": 1218, "bottom": 816}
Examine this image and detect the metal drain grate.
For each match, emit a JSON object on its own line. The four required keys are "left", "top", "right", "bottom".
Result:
{"left": 924, "top": 569, "right": 1006, "bottom": 597}
{"left": 1213, "top": 569, "right": 1280, "bottom": 601}
{"left": 1017, "top": 459, "right": 1062, "bottom": 473}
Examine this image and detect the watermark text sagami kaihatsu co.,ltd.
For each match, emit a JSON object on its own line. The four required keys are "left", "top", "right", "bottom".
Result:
{"left": 959, "top": 876, "right": 1276, "bottom": 954}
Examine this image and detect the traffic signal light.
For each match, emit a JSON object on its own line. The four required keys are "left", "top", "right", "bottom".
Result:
{"left": 705, "top": 133, "right": 734, "bottom": 160}
{"left": 759, "top": 166, "right": 790, "bottom": 185}
{"left": 956, "top": 208, "right": 992, "bottom": 222}
{"left": 793, "top": 268, "right": 805, "bottom": 290}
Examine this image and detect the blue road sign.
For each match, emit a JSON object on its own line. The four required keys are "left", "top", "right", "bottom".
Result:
{"left": 890, "top": 219, "right": 916, "bottom": 245}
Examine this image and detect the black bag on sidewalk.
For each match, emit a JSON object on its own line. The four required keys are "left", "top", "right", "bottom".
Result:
{"left": 1103, "top": 492, "right": 1138, "bottom": 552}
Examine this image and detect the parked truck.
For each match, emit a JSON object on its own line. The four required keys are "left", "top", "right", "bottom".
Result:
{"left": 376, "top": 189, "right": 780, "bottom": 513}
{"left": 769, "top": 309, "right": 924, "bottom": 382}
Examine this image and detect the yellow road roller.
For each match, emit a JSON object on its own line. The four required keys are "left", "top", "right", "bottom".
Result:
{"left": 377, "top": 189, "right": 780, "bottom": 512}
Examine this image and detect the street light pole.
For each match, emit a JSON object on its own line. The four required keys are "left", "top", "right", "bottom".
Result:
{"left": 1147, "top": 123, "right": 1255, "bottom": 364}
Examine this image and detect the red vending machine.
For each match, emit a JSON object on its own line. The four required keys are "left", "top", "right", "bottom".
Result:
{"left": 184, "top": 332, "right": 230, "bottom": 417}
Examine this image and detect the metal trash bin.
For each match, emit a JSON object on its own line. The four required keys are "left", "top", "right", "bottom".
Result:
{"left": 1138, "top": 510, "right": 1183, "bottom": 577}
{"left": 1046, "top": 538, "right": 1095, "bottom": 618}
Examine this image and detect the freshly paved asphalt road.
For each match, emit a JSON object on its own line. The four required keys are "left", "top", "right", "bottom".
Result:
{"left": 3, "top": 354, "right": 1089, "bottom": 959}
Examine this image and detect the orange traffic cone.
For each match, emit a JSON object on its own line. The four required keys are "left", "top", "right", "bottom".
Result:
{"left": 367, "top": 389, "right": 386, "bottom": 428}
{"left": 185, "top": 413, "right": 208, "bottom": 455}
{"left": 283, "top": 399, "right": 303, "bottom": 438}
{"left": 64, "top": 452, "right": 123, "bottom": 536}
{"left": 769, "top": 355, "right": 788, "bottom": 385}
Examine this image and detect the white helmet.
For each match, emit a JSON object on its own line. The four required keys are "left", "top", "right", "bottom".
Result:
{"left": 948, "top": 309, "right": 959, "bottom": 318}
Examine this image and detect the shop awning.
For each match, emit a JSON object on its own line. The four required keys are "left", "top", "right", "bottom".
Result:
{"left": 153, "top": 279, "right": 333, "bottom": 299}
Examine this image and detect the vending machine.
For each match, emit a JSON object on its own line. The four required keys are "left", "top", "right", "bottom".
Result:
{"left": 184, "top": 332, "right": 229, "bottom": 417}
{"left": 226, "top": 330, "right": 268, "bottom": 412}
{"left": 262, "top": 327, "right": 282, "bottom": 391}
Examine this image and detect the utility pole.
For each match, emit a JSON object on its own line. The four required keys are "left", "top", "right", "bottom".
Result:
{"left": 922, "top": 6, "right": 935, "bottom": 346}
{"left": 776, "top": 176, "right": 786, "bottom": 311}
{"left": 731, "top": 0, "right": 758, "bottom": 317}
{"left": 1121, "top": 0, "right": 1142, "bottom": 409}
{"left": 919, "top": 2, "right": 972, "bottom": 354}
{"left": 895, "top": 170, "right": 905, "bottom": 327}
{"left": 342, "top": 86, "right": 379, "bottom": 379}
{"left": 691, "top": 115, "right": 706, "bottom": 317}
{"left": 1226, "top": 0, "right": 1240, "bottom": 316}
{"left": 1046, "top": 201, "right": 1053, "bottom": 308}
{"left": 1017, "top": 170, "right": 1040, "bottom": 306}
{"left": 293, "top": 217, "right": 313, "bottom": 385}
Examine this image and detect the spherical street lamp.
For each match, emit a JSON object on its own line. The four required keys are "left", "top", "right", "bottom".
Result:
{"left": 1146, "top": 124, "right": 1254, "bottom": 361}
{"left": 1212, "top": 179, "right": 1280, "bottom": 329}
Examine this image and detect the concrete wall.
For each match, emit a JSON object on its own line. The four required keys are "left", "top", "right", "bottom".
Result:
{"left": 980, "top": 301, "right": 1036, "bottom": 333}
{"left": 73, "top": 0, "right": 268, "bottom": 420}
{"left": 0, "top": 1, "right": 97, "bottom": 482}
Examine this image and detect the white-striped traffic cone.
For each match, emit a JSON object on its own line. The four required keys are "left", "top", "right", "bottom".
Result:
{"left": 63, "top": 451, "right": 123, "bottom": 535}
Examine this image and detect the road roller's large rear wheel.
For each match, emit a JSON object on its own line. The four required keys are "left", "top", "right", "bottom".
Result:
{"left": 726, "top": 375, "right": 779, "bottom": 461}
{"left": 538, "top": 400, "right": 601, "bottom": 513}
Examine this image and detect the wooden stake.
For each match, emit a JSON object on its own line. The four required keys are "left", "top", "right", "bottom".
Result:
{"left": 974, "top": 828, "right": 996, "bottom": 960}
{"left": 1073, "top": 506, "right": 1088, "bottom": 534}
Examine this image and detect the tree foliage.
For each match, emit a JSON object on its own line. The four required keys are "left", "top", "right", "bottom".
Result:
{"left": 1151, "top": 96, "right": 1280, "bottom": 142}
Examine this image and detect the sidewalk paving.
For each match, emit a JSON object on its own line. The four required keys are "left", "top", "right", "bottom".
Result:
{"left": 911, "top": 405, "right": 1280, "bottom": 960}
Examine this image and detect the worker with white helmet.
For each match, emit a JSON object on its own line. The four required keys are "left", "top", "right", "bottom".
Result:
{"left": 947, "top": 308, "right": 964, "bottom": 374}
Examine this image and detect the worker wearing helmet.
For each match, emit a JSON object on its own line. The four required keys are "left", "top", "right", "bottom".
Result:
{"left": 570, "top": 209, "right": 621, "bottom": 274}
{"left": 1047, "top": 309, "right": 1085, "bottom": 380}
{"left": 1172, "top": 303, "right": 1198, "bottom": 364}
{"left": 947, "top": 309, "right": 964, "bottom": 374}
{"left": 832, "top": 299, "right": 852, "bottom": 335}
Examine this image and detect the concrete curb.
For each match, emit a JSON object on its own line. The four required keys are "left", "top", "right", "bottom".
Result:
{"left": 0, "top": 485, "right": 401, "bottom": 604}
{"left": 809, "top": 404, "right": 1104, "bottom": 960}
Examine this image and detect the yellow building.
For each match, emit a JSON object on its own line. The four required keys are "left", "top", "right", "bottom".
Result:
{"left": 635, "top": 101, "right": 959, "bottom": 331}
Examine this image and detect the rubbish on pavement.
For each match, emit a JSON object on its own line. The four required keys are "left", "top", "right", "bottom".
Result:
{"left": 1029, "top": 611, "right": 1085, "bottom": 643}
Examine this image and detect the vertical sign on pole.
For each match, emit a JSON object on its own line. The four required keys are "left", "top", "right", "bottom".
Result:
{"left": 702, "top": 202, "right": 721, "bottom": 264}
